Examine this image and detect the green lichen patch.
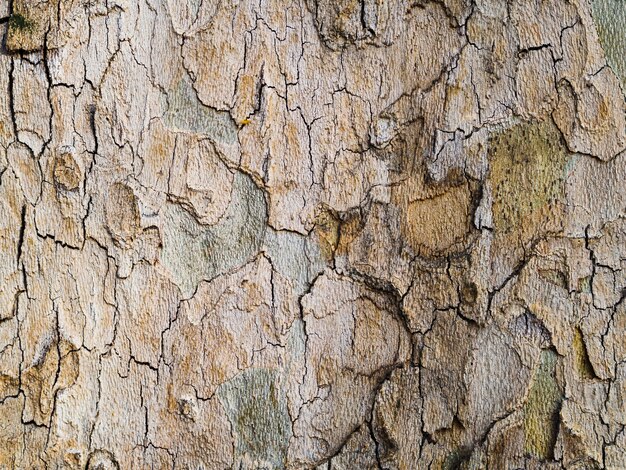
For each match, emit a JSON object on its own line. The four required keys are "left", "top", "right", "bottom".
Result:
{"left": 488, "top": 120, "right": 569, "bottom": 236}
{"left": 217, "top": 369, "right": 291, "bottom": 469}
{"left": 523, "top": 349, "right": 563, "bottom": 460}
{"left": 5, "top": 11, "right": 38, "bottom": 53}
{"left": 442, "top": 448, "right": 473, "bottom": 470}
{"left": 592, "top": 0, "right": 626, "bottom": 92}
{"left": 8, "top": 13, "right": 34, "bottom": 31}
{"left": 5, "top": 0, "right": 63, "bottom": 52}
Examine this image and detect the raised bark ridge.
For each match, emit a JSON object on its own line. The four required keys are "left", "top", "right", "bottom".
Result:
{"left": 1, "top": 0, "right": 626, "bottom": 468}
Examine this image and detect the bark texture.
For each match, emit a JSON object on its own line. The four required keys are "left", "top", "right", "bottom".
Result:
{"left": 1, "top": 0, "right": 626, "bottom": 468}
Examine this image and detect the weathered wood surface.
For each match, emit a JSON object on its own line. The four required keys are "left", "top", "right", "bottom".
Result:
{"left": 1, "top": 0, "right": 626, "bottom": 468}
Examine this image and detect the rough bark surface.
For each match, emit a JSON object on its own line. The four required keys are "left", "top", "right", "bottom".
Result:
{"left": 1, "top": 0, "right": 626, "bottom": 468}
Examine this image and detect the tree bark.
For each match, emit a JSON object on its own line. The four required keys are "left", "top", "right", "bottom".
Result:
{"left": 1, "top": 0, "right": 626, "bottom": 468}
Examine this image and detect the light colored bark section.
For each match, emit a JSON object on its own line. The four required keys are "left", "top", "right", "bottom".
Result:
{"left": 1, "top": 0, "right": 626, "bottom": 468}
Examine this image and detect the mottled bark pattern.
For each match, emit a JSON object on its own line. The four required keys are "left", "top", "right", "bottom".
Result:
{"left": 1, "top": 0, "right": 626, "bottom": 469}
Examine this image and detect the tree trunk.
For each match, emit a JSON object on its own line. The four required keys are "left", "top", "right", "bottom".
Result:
{"left": 1, "top": 0, "right": 626, "bottom": 468}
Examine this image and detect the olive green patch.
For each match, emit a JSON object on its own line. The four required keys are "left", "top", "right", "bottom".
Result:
{"left": 5, "top": 11, "right": 38, "bottom": 52}
{"left": 5, "top": 0, "right": 59, "bottom": 53}
{"left": 573, "top": 327, "right": 596, "bottom": 380}
{"left": 8, "top": 13, "right": 34, "bottom": 31}
{"left": 523, "top": 349, "right": 563, "bottom": 459}
{"left": 489, "top": 121, "right": 569, "bottom": 235}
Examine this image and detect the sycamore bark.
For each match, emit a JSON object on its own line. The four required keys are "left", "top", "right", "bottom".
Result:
{"left": 1, "top": 0, "right": 626, "bottom": 468}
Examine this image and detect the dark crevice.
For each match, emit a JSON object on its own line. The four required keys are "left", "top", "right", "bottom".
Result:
{"left": 15, "top": 203, "right": 26, "bottom": 268}
{"left": 8, "top": 57, "right": 17, "bottom": 135}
